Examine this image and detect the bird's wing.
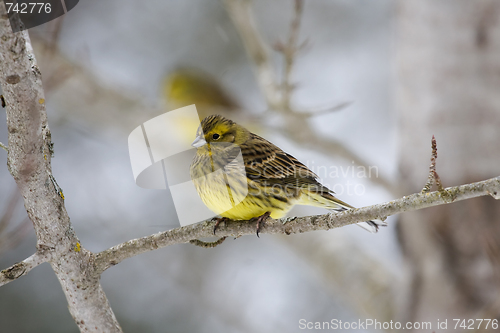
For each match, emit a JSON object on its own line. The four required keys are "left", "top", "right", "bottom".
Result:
{"left": 240, "top": 133, "right": 330, "bottom": 192}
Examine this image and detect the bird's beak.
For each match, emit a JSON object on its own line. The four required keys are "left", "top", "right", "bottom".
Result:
{"left": 191, "top": 135, "right": 207, "bottom": 148}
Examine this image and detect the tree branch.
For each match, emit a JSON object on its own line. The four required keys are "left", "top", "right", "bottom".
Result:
{"left": 421, "top": 135, "right": 444, "bottom": 193}
{"left": 0, "top": 4, "right": 122, "bottom": 332}
{"left": 0, "top": 251, "right": 48, "bottom": 286}
{"left": 223, "top": 0, "right": 398, "bottom": 195}
{"left": 279, "top": 0, "right": 304, "bottom": 110}
{"left": 93, "top": 175, "right": 500, "bottom": 275}
{"left": 223, "top": 0, "right": 282, "bottom": 109}
{"left": 292, "top": 101, "right": 353, "bottom": 117}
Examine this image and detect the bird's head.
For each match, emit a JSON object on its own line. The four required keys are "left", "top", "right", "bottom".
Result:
{"left": 191, "top": 114, "right": 250, "bottom": 150}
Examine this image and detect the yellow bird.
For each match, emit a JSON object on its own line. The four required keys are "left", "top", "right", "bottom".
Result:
{"left": 190, "top": 115, "right": 386, "bottom": 236}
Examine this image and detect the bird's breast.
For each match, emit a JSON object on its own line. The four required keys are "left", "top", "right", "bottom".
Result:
{"left": 190, "top": 151, "right": 249, "bottom": 216}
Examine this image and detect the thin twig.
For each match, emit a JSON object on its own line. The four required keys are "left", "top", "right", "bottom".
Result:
{"left": 0, "top": 142, "right": 7, "bottom": 151}
{"left": 222, "top": 0, "right": 398, "bottom": 195}
{"left": 0, "top": 187, "right": 20, "bottom": 235}
{"left": 432, "top": 148, "right": 444, "bottom": 192}
{"left": 281, "top": 0, "right": 304, "bottom": 110}
{"left": 0, "top": 252, "right": 48, "bottom": 286}
{"left": 37, "top": 17, "right": 74, "bottom": 94}
{"left": 422, "top": 135, "right": 444, "bottom": 193}
{"left": 93, "top": 175, "right": 500, "bottom": 275}
{"left": 0, "top": 217, "right": 32, "bottom": 254}
{"left": 293, "top": 101, "right": 353, "bottom": 117}
{"left": 223, "top": 0, "right": 281, "bottom": 109}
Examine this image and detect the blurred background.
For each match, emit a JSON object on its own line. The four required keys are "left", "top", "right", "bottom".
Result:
{"left": 1, "top": 0, "right": 499, "bottom": 332}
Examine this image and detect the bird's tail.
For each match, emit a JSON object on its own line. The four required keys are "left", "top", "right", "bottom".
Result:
{"left": 298, "top": 191, "right": 387, "bottom": 233}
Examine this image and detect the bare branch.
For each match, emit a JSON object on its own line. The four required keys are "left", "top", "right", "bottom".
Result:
{"left": 293, "top": 101, "right": 353, "bottom": 117}
{"left": 0, "top": 188, "right": 31, "bottom": 254}
{"left": 0, "top": 251, "right": 48, "bottom": 286}
{"left": 421, "top": 138, "right": 436, "bottom": 193}
{"left": 0, "top": 217, "right": 31, "bottom": 254}
{"left": 93, "top": 176, "right": 500, "bottom": 275}
{"left": 280, "top": 0, "right": 304, "bottom": 109}
{"left": 422, "top": 135, "right": 444, "bottom": 193}
{"left": 0, "top": 187, "right": 20, "bottom": 236}
{"left": 0, "top": 142, "right": 7, "bottom": 151}
{"left": 223, "top": 0, "right": 398, "bottom": 195}
{"left": 0, "top": 4, "right": 122, "bottom": 332}
{"left": 223, "top": 0, "right": 282, "bottom": 109}
{"left": 432, "top": 145, "right": 444, "bottom": 192}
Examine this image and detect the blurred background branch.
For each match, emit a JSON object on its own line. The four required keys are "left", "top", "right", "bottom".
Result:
{"left": 222, "top": 0, "right": 398, "bottom": 195}
{"left": 223, "top": 0, "right": 282, "bottom": 109}
{"left": 0, "top": 188, "right": 31, "bottom": 258}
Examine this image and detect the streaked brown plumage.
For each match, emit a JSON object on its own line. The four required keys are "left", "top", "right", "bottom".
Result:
{"left": 190, "top": 115, "right": 386, "bottom": 233}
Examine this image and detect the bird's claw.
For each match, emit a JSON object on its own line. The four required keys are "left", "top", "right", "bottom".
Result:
{"left": 253, "top": 212, "right": 271, "bottom": 238}
{"left": 212, "top": 217, "right": 228, "bottom": 235}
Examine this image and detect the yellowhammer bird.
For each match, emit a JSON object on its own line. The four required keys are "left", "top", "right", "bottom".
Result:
{"left": 190, "top": 115, "right": 386, "bottom": 236}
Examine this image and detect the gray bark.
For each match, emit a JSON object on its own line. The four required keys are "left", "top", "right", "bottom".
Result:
{"left": 0, "top": 5, "right": 122, "bottom": 332}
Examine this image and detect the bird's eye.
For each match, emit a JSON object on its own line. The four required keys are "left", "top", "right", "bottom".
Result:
{"left": 212, "top": 133, "right": 220, "bottom": 140}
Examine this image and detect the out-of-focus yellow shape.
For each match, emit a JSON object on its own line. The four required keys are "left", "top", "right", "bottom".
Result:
{"left": 163, "top": 67, "right": 239, "bottom": 119}
{"left": 162, "top": 67, "right": 244, "bottom": 144}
